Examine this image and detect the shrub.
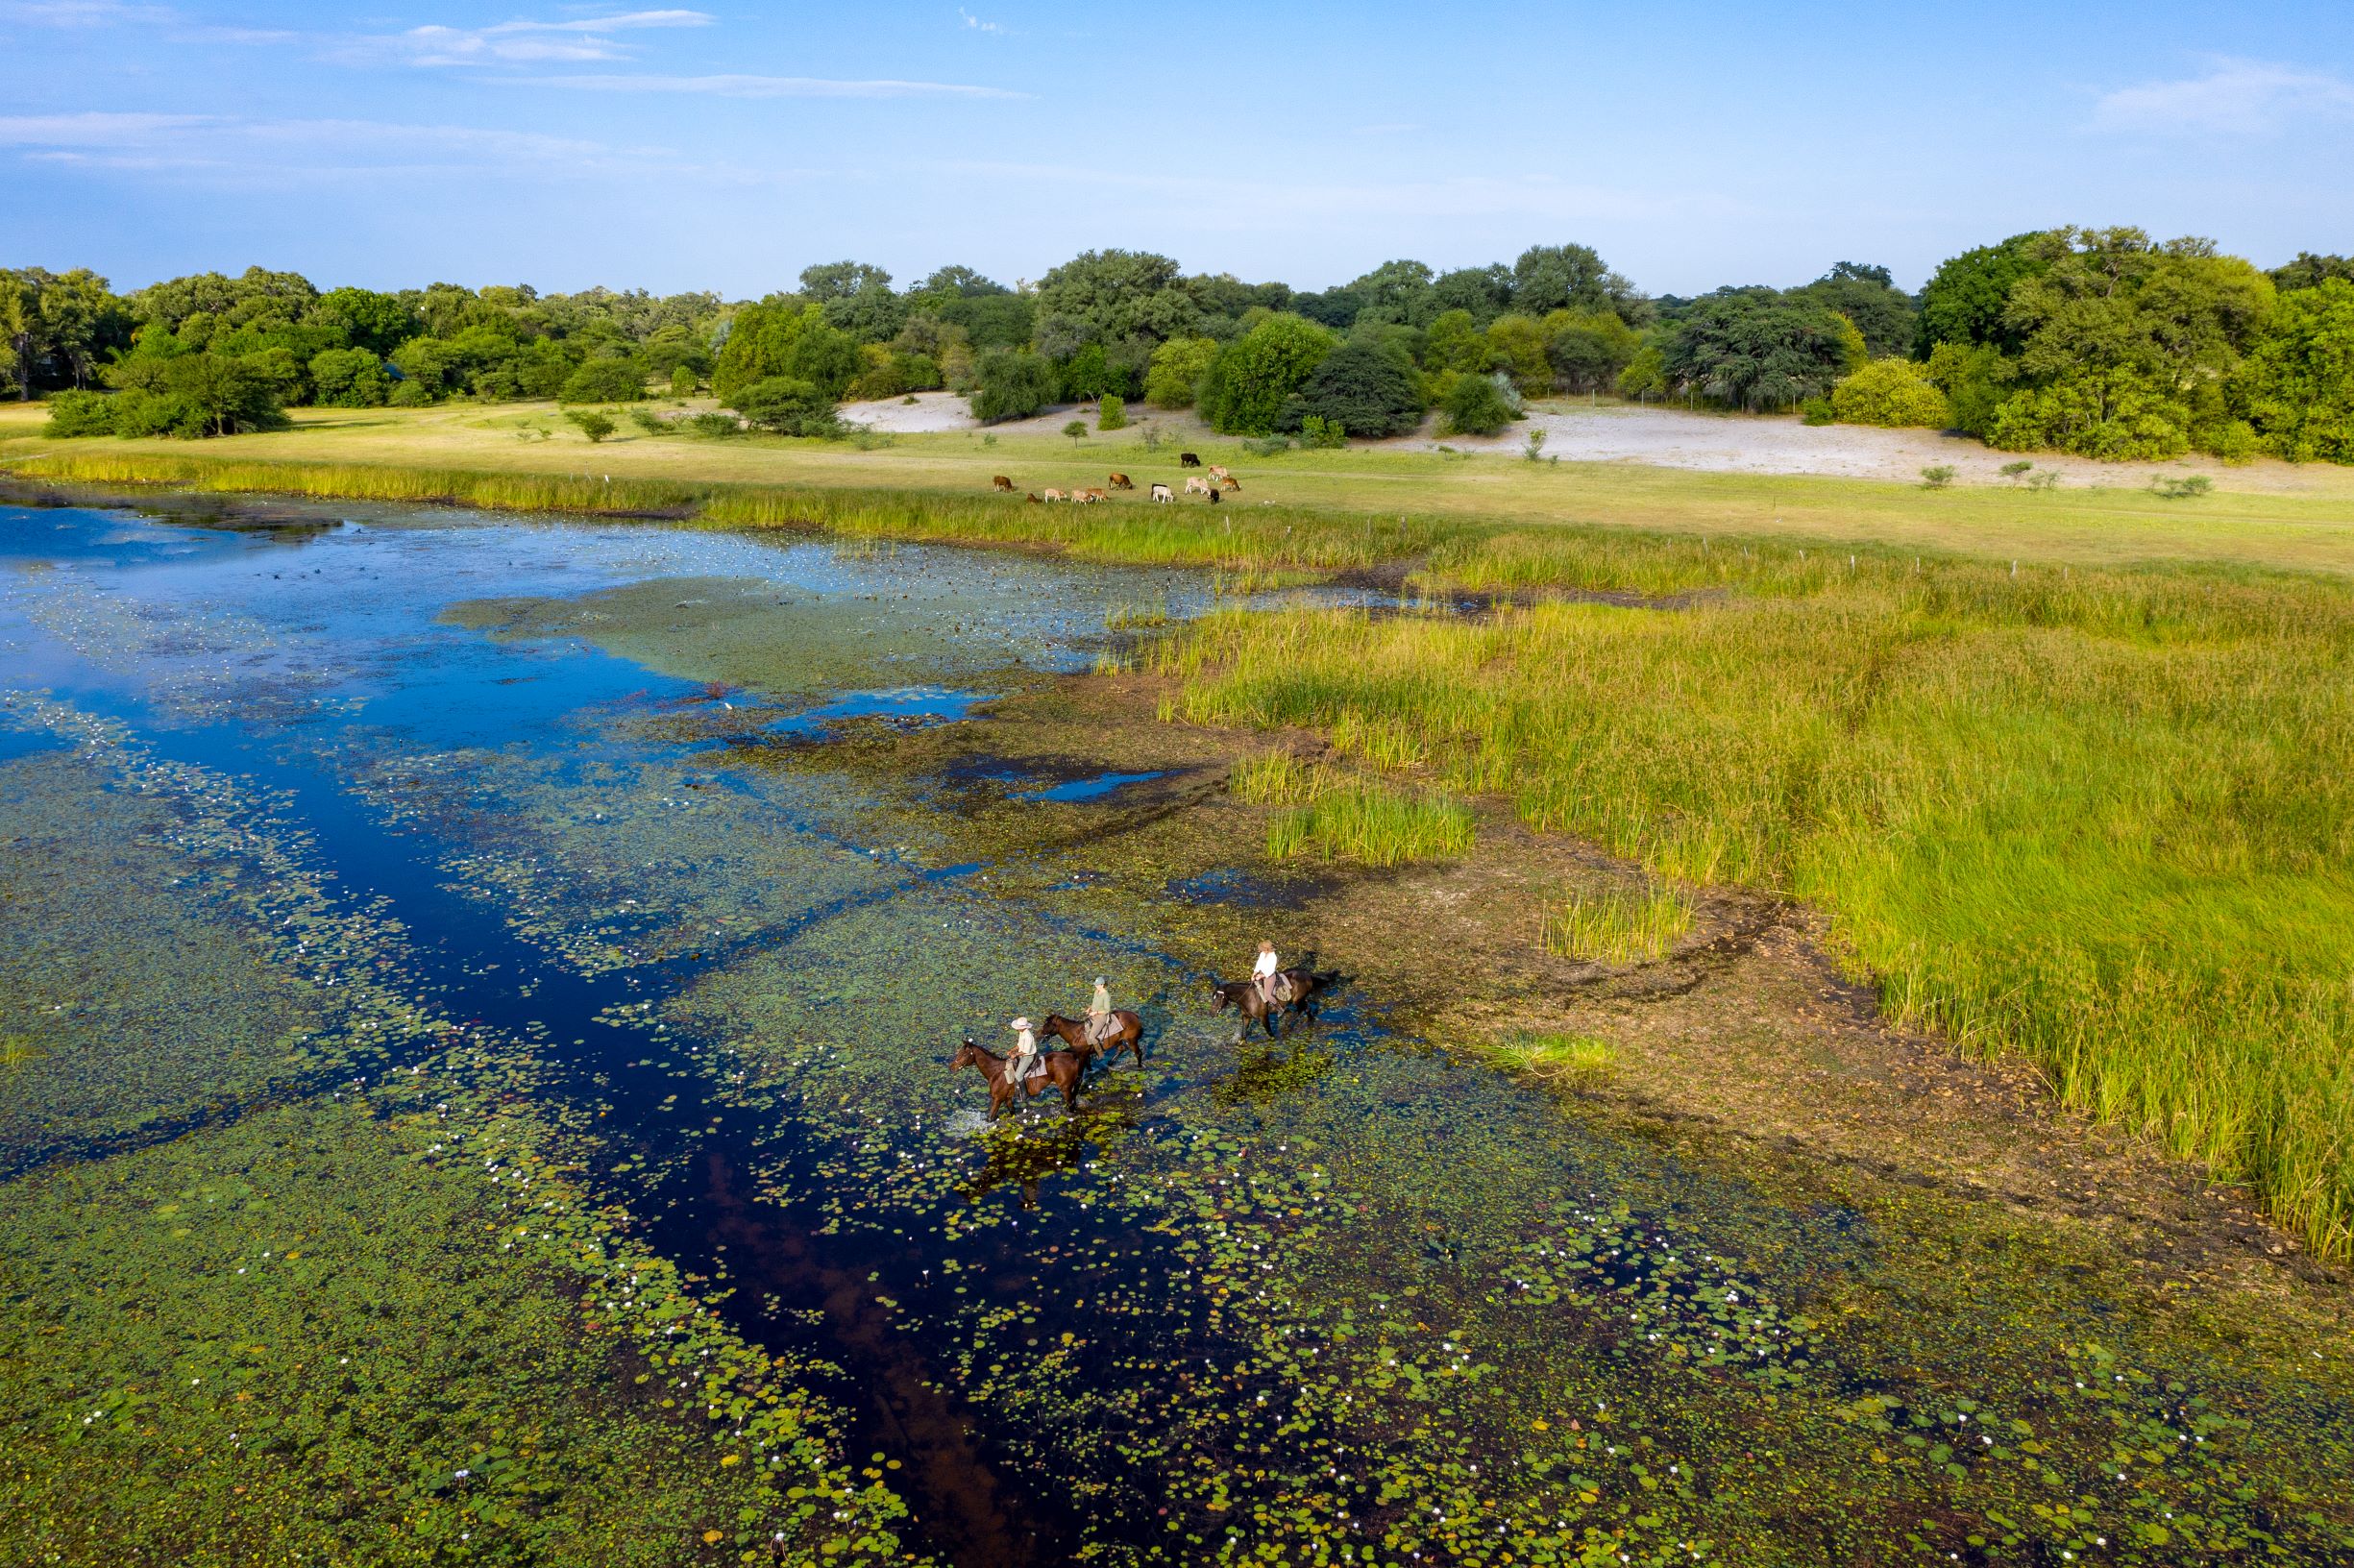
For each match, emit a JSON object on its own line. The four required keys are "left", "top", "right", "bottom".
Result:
{"left": 309, "top": 348, "right": 390, "bottom": 408}
{"left": 559, "top": 357, "right": 647, "bottom": 404}
{"left": 969, "top": 349, "right": 1058, "bottom": 424}
{"left": 1299, "top": 415, "right": 1346, "bottom": 450}
{"left": 1799, "top": 396, "right": 1835, "bottom": 426}
{"left": 1097, "top": 395, "right": 1127, "bottom": 430}
{"left": 1999, "top": 460, "right": 2034, "bottom": 480}
{"left": 627, "top": 407, "right": 667, "bottom": 434}
{"left": 387, "top": 379, "right": 433, "bottom": 407}
{"left": 43, "top": 390, "right": 117, "bottom": 437}
{"left": 1276, "top": 339, "right": 1424, "bottom": 438}
{"left": 1829, "top": 357, "right": 1952, "bottom": 428}
{"left": 1144, "top": 335, "right": 1218, "bottom": 409}
{"left": 670, "top": 364, "right": 699, "bottom": 396}
{"left": 2150, "top": 474, "right": 2215, "bottom": 499}
{"left": 689, "top": 411, "right": 742, "bottom": 437}
{"left": 1522, "top": 429, "right": 1547, "bottom": 461}
{"left": 729, "top": 376, "right": 840, "bottom": 436}
{"left": 1199, "top": 313, "right": 1339, "bottom": 434}
{"left": 1439, "top": 372, "right": 1519, "bottom": 436}
{"left": 1920, "top": 464, "right": 1957, "bottom": 489}
{"left": 567, "top": 409, "right": 616, "bottom": 443}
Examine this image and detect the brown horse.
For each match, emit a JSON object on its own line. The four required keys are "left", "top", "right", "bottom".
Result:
{"left": 1210, "top": 967, "right": 1343, "bottom": 1040}
{"left": 950, "top": 1038, "right": 1083, "bottom": 1118}
{"left": 1039, "top": 1010, "right": 1145, "bottom": 1069}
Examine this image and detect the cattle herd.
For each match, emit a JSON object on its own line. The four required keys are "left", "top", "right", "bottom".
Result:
{"left": 992, "top": 454, "right": 1240, "bottom": 505}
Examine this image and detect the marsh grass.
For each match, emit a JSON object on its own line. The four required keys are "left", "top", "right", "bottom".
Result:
{"left": 1484, "top": 1030, "right": 1618, "bottom": 1082}
{"left": 1544, "top": 883, "right": 1695, "bottom": 965}
{"left": 1233, "top": 751, "right": 1474, "bottom": 865}
{"left": 1167, "top": 553, "right": 2354, "bottom": 1262}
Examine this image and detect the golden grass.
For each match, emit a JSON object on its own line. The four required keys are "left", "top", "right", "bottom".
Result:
{"left": 1544, "top": 884, "right": 1695, "bottom": 965}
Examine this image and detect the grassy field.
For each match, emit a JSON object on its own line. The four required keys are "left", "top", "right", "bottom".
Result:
{"left": 11, "top": 396, "right": 2354, "bottom": 576}
{"left": 9, "top": 402, "right": 2354, "bottom": 1262}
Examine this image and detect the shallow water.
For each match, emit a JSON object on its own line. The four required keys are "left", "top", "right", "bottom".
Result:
{"left": 4, "top": 496, "right": 2350, "bottom": 1567}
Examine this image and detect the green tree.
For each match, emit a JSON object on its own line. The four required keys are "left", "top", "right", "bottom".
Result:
{"left": 1483, "top": 313, "right": 1552, "bottom": 395}
{"left": 711, "top": 303, "right": 860, "bottom": 404}
{"left": 2268, "top": 253, "right": 2354, "bottom": 294}
{"left": 1032, "top": 250, "right": 1197, "bottom": 358}
{"left": 1796, "top": 261, "right": 1917, "bottom": 359}
{"left": 311, "top": 287, "right": 418, "bottom": 355}
{"left": 308, "top": 348, "right": 390, "bottom": 407}
{"left": 1829, "top": 357, "right": 1951, "bottom": 427}
{"left": 1062, "top": 419, "right": 1088, "bottom": 447}
{"left": 727, "top": 376, "right": 839, "bottom": 435}
{"left": 1424, "top": 309, "right": 1488, "bottom": 374}
{"left": 1198, "top": 313, "right": 1339, "bottom": 434}
{"left": 1144, "top": 335, "right": 1218, "bottom": 408}
{"left": 1440, "top": 372, "right": 1519, "bottom": 435}
{"left": 42, "top": 389, "right": 117, "bottom": 435}
{"left": 1344, "top": 259, "right": 1436, "bottom": 327}
{"left": 1097, "top": 395, "right": 1127, "bottom": 430}
{"left": 1276, "top": 338, "right": 1425, "bottom": 437}
{"left": 1542, "top": 308, "right": 1641, "bottom": 392}
{"left": 1664, "top": 287, "right": 1863, "bottom": 408}
{"left": 1430, "top": 264, "right": 1514, "bottom": 325}
{"left": 1510, "top": 243, "right": 1650, "bottom": 324}
{"left": 558, "top": 356, "right": 646, "bottom": 404}
{"left": 3, "top": 267, "right": 130, "bottom": 398}
{"left": 969, "top": 349, "right": 1059, "bottom": 424}
{"left": 2232, "top": 278, "right": 2354, "bottom": 462}
{"left": 1915, "top": 233, "right": 2048, "bottom": 355}
{"left": 797, "top": 261, "right": 893, "bottom": 302}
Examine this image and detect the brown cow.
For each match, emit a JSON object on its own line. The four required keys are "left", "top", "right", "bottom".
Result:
{"left": 1179, "top": 452, "right": 1202, "bottom": 468}
{"left": 1219, "top": 476, "right": 1240, "bottom": 492}
{"left": 992, "top": 475, "right": 1015, "bottom": 492}
{"left": 1107, "top": 472, "right": 1134, "bottom": 490}
{"left": 1075, "top": 487, "right": 1107, "bottom": 503}
{"left": 1026, "top": 492, "right": 1043, "bottom": 503}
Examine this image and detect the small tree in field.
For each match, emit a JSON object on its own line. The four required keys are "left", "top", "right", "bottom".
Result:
{"left": 1097, "top": 395, "right": 1127, "bottom": 430}
{"left": 568, "top": 409, "right": 616, "bottom": 443}
{"left": 670, "top": 364, "right": 698, "bottom": 396}
{"left": 1062, "top": 419, "right": 1088, "bottom": 448}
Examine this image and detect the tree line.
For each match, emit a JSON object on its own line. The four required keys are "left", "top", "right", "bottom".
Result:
{"left": 8, "top": 233, "right": 2352, "bottom": 462}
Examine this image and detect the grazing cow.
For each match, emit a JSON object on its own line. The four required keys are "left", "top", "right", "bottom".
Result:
{"left": 1075, "top": 488, "right": 1106, "bottom": 503}
{"left": 1208, "top": 465, "right": 1231, "bottom": 481}
{"left": 1042, "top": 488, "right": 1066, "bottom": 502}
{"left": 1180, "top": 452, "right": 1202, "bottom": 468}
{"left": 1149, "top": 482, "right": 1174, "bottom": 502}
{"left": 1206, "top": 486, "right": 1220, "bottom": 504}
{"left": 1219, "top": 476, "right": 1241, "bottom": 492}
{"left": 1026, "top": 492, "right": 1043, "bottom": 503}
{"left": 992, "top": 475, "right": 1015, "bottom": 492}
{"left": 1184, "top": 476, "right": 1213, "bottom": 496}
{"left": 1107, "top": 472, "right": 1134, "bottom": 490}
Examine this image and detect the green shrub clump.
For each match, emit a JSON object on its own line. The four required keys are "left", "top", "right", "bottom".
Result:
{"left": 1830, "top": 358, "right": 1952, "bottom": 428}
{"left": 1440, "top": 373, "right": 1520, "bottom": 436}
{"left": 727, "top": 376, "right": 840, "bottom": 437}
{"left": 969, "top": 349, "right": 1059, "bottom": 424}
{"left": 558, "top": 357, "right": 647, "bottom": 404}
{"left": 1097, "top": 395, "right": 1128, "bottom": 430}
{"left": 42, "top": 389, "right": 117, "bottom": 437}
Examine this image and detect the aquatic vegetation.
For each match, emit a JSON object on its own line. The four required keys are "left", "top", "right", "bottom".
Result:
{"left": 1544, "top": 883, "right": 1695, "bottom": 965}
{"left": 1264, "top": 779, "right": 1476, "bottom": 867}
{"left": 1165, "top": 555, "right": 2354, "bottom": 1262}
{"left": 1486, "top": 1030, "right": 1618, "bottom": 1081}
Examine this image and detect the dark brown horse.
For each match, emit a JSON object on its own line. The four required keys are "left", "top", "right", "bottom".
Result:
{"left": 1039, "top": 1010, "right": 1145, "bottom": 1069}
{"left": 950, "top": 1037, "right": 1083, "bottom": 1118}
{"left": 1211, "top": 966, "right": 1343, "bottom": 1039}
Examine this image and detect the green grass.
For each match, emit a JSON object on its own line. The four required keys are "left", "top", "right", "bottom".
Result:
{"left": 1483, "top": 1030, "right": 1619, "bottom": 1082}
{"left": 1166, "top": 550, "right": 2354, "bottom": 1263}
{"left": 1544, "top": 883, "right": 1695, "bottom": 965}
{"left": 1233, "top": 750, "right": 1475, "bottom": 866}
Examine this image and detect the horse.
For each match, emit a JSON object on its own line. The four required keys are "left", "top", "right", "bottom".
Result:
{"left": 1039, "top": 1010, "right": 1145, "bottom": 1070}
{"left": 1210, "top": 967, "right": 1344, "bottom": 1040}
{"left": 950, "top": 1038, "right": 1083, "bottom": 1118}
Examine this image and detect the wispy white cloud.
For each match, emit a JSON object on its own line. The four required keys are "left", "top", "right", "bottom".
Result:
{"left": 0, "top": 0, "right": 170, "bottom": 23}
{"left": 0, "top": 110, "right": 211, "bottom": 144}
{"left": 517, "top": 72, "right": 1024, "bottom": 99}
{"left": 2094, "top": 58, "right": 2354, "bottom": 135}
{"left": 342, "top": 10, "right": 713, "bottom": 68}
{"left": 957, "top": 8, "right": 1003, "bottom": 33}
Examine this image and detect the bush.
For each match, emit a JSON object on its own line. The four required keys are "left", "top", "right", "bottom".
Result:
{"left": 1439, "top": 372, "right": 1519, "bottom": 436}
{"left": 1299, "top": 415, "right": 1346, "bottom": 450}
{"left": 1829, "top": 357, "right": 1951, "bottom": 428}
{"left": 969, "top": 349, "right": 1058, "bottom": 424}
{"left": 1144, "top": 335, "right": 1218, "bottom": 409}
{"left": 670, "top": 364, "right": 699, "bottom": 396}
{"left": 567, "top": 409, "right": 616, "bottom": 443}
{"left": 689, "top": 411, "right": 743, "bottom": 437}
{"left": 109, "top": 387, "right": 198, "bottom": 437}
{"left": 729, "top": 376, "right": 840, "bottom": 436}
{"left": 2150, "top": 474, "right": 2215, "bottom": 499}
{"left": 1276, "top": 339, "right": 1424, "bottom": 438}
{"left": 1920, "top": 464, "right": 1956, "bottom": 489}
{"left": 43, "top": 390, "right": 117, "bottom": 437}
{"left": 1799, "top": 396, "right": 1835, "bottom": 426}
{"left": 627, "top": 407, "right": 667, "bottom": 434}
{"left": 309, "top": 348, "right": 389, "bottom": 408}
{"left": 559, "top": 357, "right": 647, "bottom": 404}
{"left": 387, "top": 379, "right": 433, "bottom": 407}
{"left": 1199, "top": 313, "right": 1339, "bottom": 434}
{"left": 1097, "top": 395, "right": 1127, "bottom": 430}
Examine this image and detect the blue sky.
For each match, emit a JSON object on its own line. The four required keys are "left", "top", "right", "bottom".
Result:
{"left": 4, "top": 1, "right": 2350, "bottom": 299}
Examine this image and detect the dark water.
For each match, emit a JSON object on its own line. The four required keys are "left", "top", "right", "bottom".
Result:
{"left": 5, "top": 496, "right": 2349, "bottom": 1567}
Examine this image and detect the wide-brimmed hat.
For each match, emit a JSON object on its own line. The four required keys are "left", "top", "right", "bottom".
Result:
{"left": 1008, "top": 1017, "right": 1032, "bottom": 1031}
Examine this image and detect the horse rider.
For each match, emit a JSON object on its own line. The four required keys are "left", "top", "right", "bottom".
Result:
{"left": 1253, "top": 940, "right": 1293, "bottom": 1010}
{"left": 1007, "top": 1016, "right": 1042, "bottom": 1082}
{"left": 1086, "top": 976, "right": 1115, "bottom": 1044}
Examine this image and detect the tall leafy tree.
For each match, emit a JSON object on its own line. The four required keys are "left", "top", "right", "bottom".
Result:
{"left": 1345, "top": 259, "right": 1436, "bottom": 327}
{"left": 2231, "top": 277, "right": 2354, "bottom": 461}
{"left": 1795, "top": 261, "right": 1917, "bottom": 359}
{"left": 1664, "top": 286, "right": 1864, "bottom": 408}
{"left": 1031, "top": 250, "right": 1197, "bottom": 358}
{"left": 1430, "top": 264, "right": 1514, "bottom": 325}
{"left": 1198, "top": 313, "right": 1339, "bottom": 433}
{"left": 1510, "top": 244, "right": 1650, "bottom": 324}
{"left": 1277, "top": 337, "right": 1425, "bottom": 436}
{"left": 1914, "top": 233, "right": 2048, "bottom": 355}
{"left": 2268, "top": 253, "right": 2354, "bottom": 294}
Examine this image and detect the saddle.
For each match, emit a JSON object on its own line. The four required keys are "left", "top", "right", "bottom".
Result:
{"left": 1084, "top": 1012, "right": 1120, "bottom": 1045}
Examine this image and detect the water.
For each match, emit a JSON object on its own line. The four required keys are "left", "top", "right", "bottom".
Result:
{"left": 4, "top": 494, "right": 2350, "bottom": 1567}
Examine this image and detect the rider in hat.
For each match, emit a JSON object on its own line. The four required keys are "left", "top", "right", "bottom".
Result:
{"left": 1007, "top": 1016, "right": 1041, "bottom": 1082}
{"left": 1252, "top": 940, "right": 1291, "bottom": 1009}
{"left": 1086, "top": 976, "right": 1115, "bottom": 1044}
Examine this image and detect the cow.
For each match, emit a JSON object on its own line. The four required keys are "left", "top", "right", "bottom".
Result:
{"left": 1075, "top": 488, "right": 1106, "bottom": 503}
{"left": 1149, "top": 482, "right": 1174, "bottom": 502}
{"left": 1184, "top": 476, "right": 1213, "bottom": 496}
{"left": 1180, "top": 452, "right": 1202, "bottom": 468}
{"left": 1107, "top": 472, "right": 1134, "bottom": 490}
{"left": 1042, "top": 488, "right": 1066, "bottom": 502}
{"left": 1206, "top": 485, "right": 1220, "bottom": 504}
{"left": 1208, "top": 465, "right": 1231, "bottom": 481}
{"left": 992, "top": 475, "right": 1015, "bottom": 492}
{"left": 1026, "top": 492, "right": 1043, "bottom": 503}
{"left": 1219, "top": 476, "right": 1241, "bottom": 492}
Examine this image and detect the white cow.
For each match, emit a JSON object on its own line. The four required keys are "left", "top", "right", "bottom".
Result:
{"left": 1149, "top": 482, "right": 1174, "bottom": 502}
